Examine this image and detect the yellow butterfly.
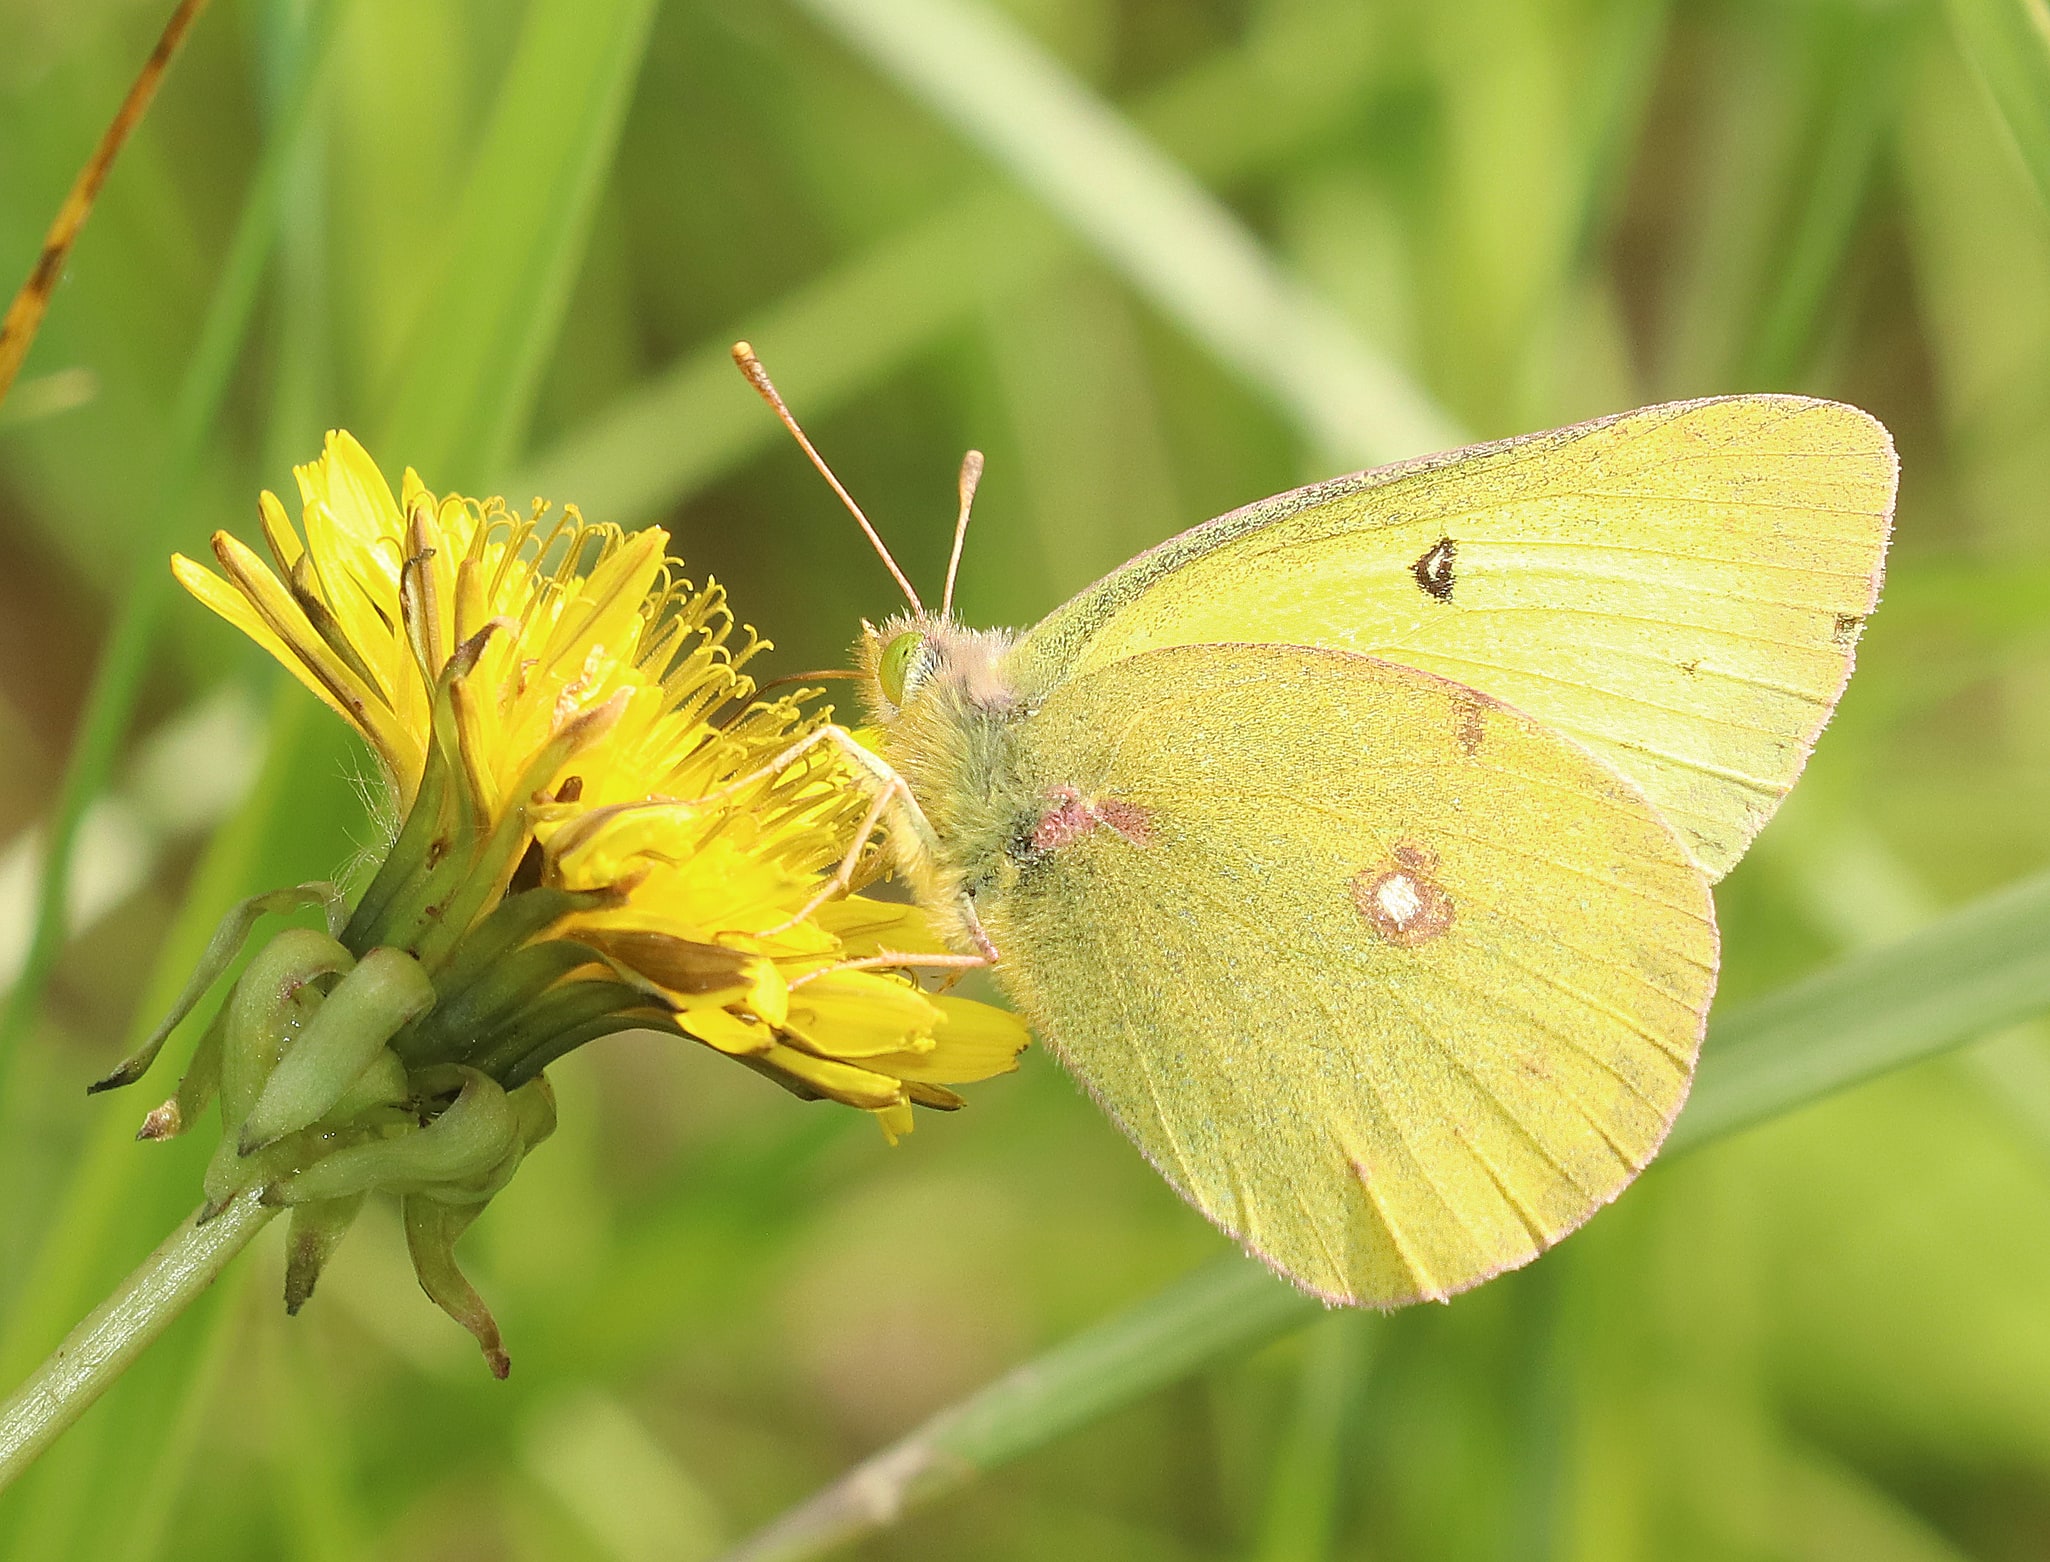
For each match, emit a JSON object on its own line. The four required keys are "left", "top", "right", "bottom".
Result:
{"left": 736, "top": 344, "right": 1895, "bottom": 1307}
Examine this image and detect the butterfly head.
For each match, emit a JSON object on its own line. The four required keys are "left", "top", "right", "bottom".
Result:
{"left": 876, "top": 623, "right": 932, "bottom": 707}
{"left": 728, "top": 342, "right": 1006, "bottom": 723}
{"left": 857, "top": 612, "right": 1018, "bottom": 726}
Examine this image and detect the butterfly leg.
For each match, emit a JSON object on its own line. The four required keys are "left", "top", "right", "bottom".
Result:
{"left": 730, "top": 724, "right": 1000, "bottom": 965}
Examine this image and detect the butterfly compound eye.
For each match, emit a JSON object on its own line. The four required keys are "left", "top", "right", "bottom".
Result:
{"left": 878, "top": 631, "right": 926, "bottom": 704}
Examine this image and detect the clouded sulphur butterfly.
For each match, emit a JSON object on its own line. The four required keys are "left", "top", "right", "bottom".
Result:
{"left": 737, "top": 345, "right": 1895, "bottom": 1306}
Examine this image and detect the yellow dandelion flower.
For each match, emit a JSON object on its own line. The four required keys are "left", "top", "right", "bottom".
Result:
{"left": 107, "top": 432, "right": 1027, "bottom": 1372}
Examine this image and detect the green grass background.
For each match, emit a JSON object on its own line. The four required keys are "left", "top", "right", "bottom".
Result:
{"left": 4, "top": 0, "right": 2050, "bottom": 1556}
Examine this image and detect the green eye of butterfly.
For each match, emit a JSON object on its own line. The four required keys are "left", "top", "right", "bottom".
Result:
{"left": 878, "top": 631, "right": 925, "bottom": 704}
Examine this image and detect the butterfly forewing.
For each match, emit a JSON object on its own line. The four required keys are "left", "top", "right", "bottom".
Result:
{"left": 983, "top": 643, "right": 1717, "bottom": 1305}
{"left": 1016, "top": 396, "right": 1895, "bottom": 880}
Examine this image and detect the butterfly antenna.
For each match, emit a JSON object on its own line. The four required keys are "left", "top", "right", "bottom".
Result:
{"left": 731, "top": 341, "right": 924, "bottom": 613}
{"left": 941, "top": 449, "right": 983, "bottom": 621}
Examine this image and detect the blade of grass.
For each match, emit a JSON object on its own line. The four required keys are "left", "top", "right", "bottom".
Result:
{"left": 0, "top": 0, "right": 346, "bottom": 1112}
{"left": 1946, "top": 0, "right": 2050, "bottom": 212}
{"left": 1504, "top": 1260, "right": 1570, "bottom": 1562}
{"left": 262, "top": 1304, "right": 371, "bottom": 1562}
{"left": 73, "top": 11, "right": 343, "bottom": 1539}
{"left": 1754, "top": 810, "right": 2050, "bottom": 1158}
{"left": 716, "top": 862, "right": 2050, "bottom": 1562}
{"left": 1249, "top": 1313, "right": 1374, "bottom": 1562}
{"left": 0, "top": 687, "right": 307, "bottom": 1411}
{"left": 0, "top": 0, "right": 215, "bottom": 409}
{"left": 372, "top": 0, "right": 658, "bottom": 489}
{"left": 516, "top": 190, "right": 1062, "bottom": 528}
{"left": 788, "top": 0, "right": 1459, "bottom": 468}
{"left": 721, "top": 1255, "right": 1313, "bottom": 1562}
{"left": 1738, "top": 11, "right": 1911, "bottom": 388}
{"left": 516, "top": 0, "right": 1418, "bottom": 526}
{"left": 1667, "top": 866, "right": 2050, "bottom": 1150}
{"left": 1655, "top": 12, "right": 1811, "bottom": 395}
{"left": 0, "top": 368, "right": 98, "bottom": 430}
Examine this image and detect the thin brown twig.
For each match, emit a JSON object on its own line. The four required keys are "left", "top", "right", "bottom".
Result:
{"left": 0, "top": 0, "right": 216, "bottom": 411}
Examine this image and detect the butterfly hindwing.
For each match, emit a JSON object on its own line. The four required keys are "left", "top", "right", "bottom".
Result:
{"left": 1017, "top": 396, "right": 1895, "bottom": 879}
{"left": 980, "top": 642, "right": 1717, "bottom": 1305}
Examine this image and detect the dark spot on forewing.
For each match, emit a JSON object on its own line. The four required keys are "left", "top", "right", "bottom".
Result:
{"left": 1412, "top": 537, "right": 1457, "bottom": 601}
{"left": 1832, "top": 612, "right": 1865, "bottom": 647}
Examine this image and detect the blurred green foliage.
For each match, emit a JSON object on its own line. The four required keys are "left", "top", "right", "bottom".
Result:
{"left": 3, "top": 0, "right": 2050, "bottom": 1557}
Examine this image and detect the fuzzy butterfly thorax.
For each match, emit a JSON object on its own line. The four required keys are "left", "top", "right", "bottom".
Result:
{"left": 855, "top": 614, "right": 1044, "bottom": 942}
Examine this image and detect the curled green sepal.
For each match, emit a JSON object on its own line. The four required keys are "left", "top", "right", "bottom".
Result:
{"left": 403, "top": 1196, "right": 509, "bottom": 1378}
{"left": 196, "top": 928, "right": 355, "bottom": 1222}
{"left": 239, "top": 947, "right": 436, "bottom": 1154}
{"left": 284, "top": 1194, "right": 367, "bottom": 1315}
{"left": 509, "top": 1073, "right": 557, "bottom": 1151}
{"left": 415, "top": 1074, "right": 561, "bottom": 1209}
{"left": 220, "top": 929, "right": 353, "bottom": 1121}
{"left": 88, "top": 882, "right": 344, "bottom": 1094}
{"left": 394, "top": 937, "right": 600, "bottom": 1066}
{"left": 262, "top": 1067, "right": 518, "bottom": 1206}
{"left": 320, "top": 1047, "right": 410, "bottom": 1124}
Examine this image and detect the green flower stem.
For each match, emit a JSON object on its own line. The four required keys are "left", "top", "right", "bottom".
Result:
{"left": 0, "top": 1191, "right": 275, "bottom": 1495}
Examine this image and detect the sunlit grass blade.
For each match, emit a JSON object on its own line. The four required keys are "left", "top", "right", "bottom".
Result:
{"left": 0, "top": 0, "right": 661, "bottom": 1512}
{"left": 0, "top": 368, "right": 97, "bottom": 431}
{"left": 519, "top": 1, "right": 1407, "bottom": 528}
{"left": 0, "top": 0, "right": 656, "bottom": 1508}
{"left": 1737, "top": 13, "right": 1910, "bottom": 387}
{"left": 716, "top": 863, "right": 2050, "bottom": 1561}
{"left": 522, "top": 1390, "right": 726, "bottom": 1562}
{"left": 260, "top": 1320, "right": 372, "bottom": 1562}
{"left": 372, "top": 0, "right": 658, "bottom": 488}
{"left": 1652, "top": 8, "right": 1900, "bottom": 394}
{"left": 1759, "top": 810, "right": 2050, "bottom": 1160}
{"left": 1946, "top": 0, "right": 2050, "bottom": 211}
{"left": 516, "top": 191, "right": 1060, "bottom": 528}
{"left": 0, "top": 0, "right": 214, "bottom": 409}
{"left": 1669, "top": 866, "right": 2050, "bottom": 1150}
{"left": 717, "top": 1255, "right": 1316, "bottom": 1562}
{"left": 790, "top": 0, "right": 1461, "bottom": 467}
{"left": 0, "top": 0, "right": 346, "bottom": 1111}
